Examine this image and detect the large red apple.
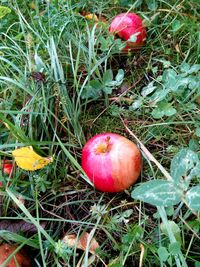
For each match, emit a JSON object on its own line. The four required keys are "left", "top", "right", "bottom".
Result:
{"left": 82, "top": 133, "right": 142, "bottom": 192}
{"left": 109, "top": 12, "right": 147, "bottom": 51}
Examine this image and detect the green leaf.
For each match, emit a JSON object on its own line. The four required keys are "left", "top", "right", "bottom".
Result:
{"left": 171, "top": 20, "right": 184, "bottom": 32}
{"left": 145, "top": 0, "right": 158, "bottom": 10}
{"left": 0, "top": 6, "right": 11, "bottom": 19}
{"left": 131, "top": 180, "right": 182, "bottom": 207}
{"left": 115, "top": 69, "right": 124, "bottom": 83}
{"left": 161, "top": 221, "right": 182, "bottom": 243}
{"left": 195, "top": 128, "right": 200, "bottom": 137}
{"left": 168, "top": 242, "right": 181, "bottom": 256}
{"left": 130, "top": 99, "right": 143, "bottom": 110}
{"left": 157, "top": 247, "right": 169, "bottom": 262}
{"left": 185, "top": 186, "right": 200, "bottom": 211}
{"left": 81, "top": 80, "right": 102, "bottom": 99}
{"left": 170, "top": 149, "right": 199, "bottom": 187}
{"left": 141, "top": 81, "right": 157, "bottom": 97}
{"left": 103, "top": 69, "right": 113, "bottom": 85}
{"left": 151, "top": 107, "right": 165, "bottom": 119}
{"left": 151, "top": 102, "right": 176, "bottom": 119}
{"left": 103, "top": 86, "right": 113, "bottom": 94}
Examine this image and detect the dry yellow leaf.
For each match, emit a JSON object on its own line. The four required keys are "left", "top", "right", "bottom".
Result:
{"left": 84, "top": 13, "right": 99, "bottom": 22}
{"left": 63, "top": 232, "right": 99, "bottom": 254}
{"left": 12, "top": 146, "right": 53, "bottom": 171}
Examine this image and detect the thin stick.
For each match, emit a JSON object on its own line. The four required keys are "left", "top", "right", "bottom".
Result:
{"left": 120, "top": 117, "right": 173, "bottom": 181}
{"left": 139, "top": 244, "right": 145, "bottom": 267}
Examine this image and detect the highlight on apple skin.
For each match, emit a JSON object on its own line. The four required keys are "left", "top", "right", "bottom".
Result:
{"left": 81, "top": 133, "right": 142, "bottom": 192}
{"left": 109, "top": 12, "right": 147, "bottom": 51}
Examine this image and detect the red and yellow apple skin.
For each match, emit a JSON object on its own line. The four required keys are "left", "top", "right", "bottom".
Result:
{"left": 109, "top": 12, "right": 147, "bottom": 51}
{"left": 82, "top": 133, "right": 142, "bottom": 192}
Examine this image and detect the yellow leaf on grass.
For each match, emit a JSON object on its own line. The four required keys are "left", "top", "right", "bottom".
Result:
{"left": 63, "top": 232, "right": 99, "bottom": 254}
{"left": 12, "top": 146, "right": 53, "bottom": 171}
{"left": 84, "top": 13, "right": 99, "bottom": 22}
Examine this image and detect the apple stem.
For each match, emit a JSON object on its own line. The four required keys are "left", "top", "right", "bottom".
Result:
{"left": 95, "top": 136, "right": 111, "bottom": 154}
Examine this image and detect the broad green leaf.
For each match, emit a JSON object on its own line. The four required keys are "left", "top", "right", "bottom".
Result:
{"left": 115, "top": 69, "right": 124, "bottom": 83}
{"left": 162, "top": 69, "right": 178, "bottom": 90}
{"left": 161, "top": 221, "right": 182, "bottom": 243}
{"left": 157, "top": 247, "right": 169, "bottom": 262}
{"left": 141, "top": 81, "right": 157, "bottom": 97}
{"left": 81, "top": 80, "right": 102, "bottom": 99}
{"left": 131, "top": 180, "right": 182, "bottom": 207}
{"left": 150, "top": 89, "right": 169, "bottom": 103}
{"left": 185, "top": 186, "right": 200, "bottom": 211}
{"left": 164, "top": 106, "right": 177, "bottom": 116}
{"left": 171, "top": 20, "right": 184, "bottom": 32}
{"left": 170, "top": 149, "right": 199, "bottom": 187}
{"left": 151, "top": 107, "right": 165, "bottom": 119}
{"left": 0, "top": 6, "right": 11, "bottom": 19}
{"left": 151, "top": 102, "right": 176, "bottom": 119}
{"left": 145, "top": 0, "right": 158, "bottom": 10}
{"left": 195, "top": 128, "right": 200, "bottom": 137}
{"left": 103, "top": 69, "right": 113, "bottom": 85}
{"left": 103, "top": 86, "right": 113, "bottom": 94}
{"left": 131, "top": 99, "right": 143, "bottom": 110}
{"left": 168, "top": 242, "right": 181, "bottom": 256}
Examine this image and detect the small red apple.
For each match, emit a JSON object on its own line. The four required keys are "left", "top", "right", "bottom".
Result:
{"left": 82, "top": 133, "right": 142, "bottom": 192}
{"left": 2, "top": 160, "right": 13, "bottom": 175}
{"left": 109, "top": 12, "right": 147, "bottom": 51}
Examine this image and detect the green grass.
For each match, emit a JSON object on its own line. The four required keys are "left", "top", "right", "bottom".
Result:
{"left": 0, "top": 0, "right": 200, "bottom": 266}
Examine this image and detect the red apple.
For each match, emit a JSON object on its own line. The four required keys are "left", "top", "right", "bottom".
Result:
{"left": 82, "top": 133, "right": 142, "bottom": 192}
{"left": 109, "top": 12, "right": 147, "bottom": 51}
{"left": 2, "top": 160, "right": 13, "bottom": 175}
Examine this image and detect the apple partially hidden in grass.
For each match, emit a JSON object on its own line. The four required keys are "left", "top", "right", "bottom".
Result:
{"left": 0, "top": 243, "right": 31, "bottom": 267}
{"left": 2, "top": 160, "right": 13, "bottom": 175}
{"left": 109, "top": 12, "right": 147, "bottom": 51}
{"left": 82, "top": 133, "right": 142, "bottom": 192}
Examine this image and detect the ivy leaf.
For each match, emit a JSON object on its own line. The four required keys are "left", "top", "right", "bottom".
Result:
{"left": 141, "top": 81, "right": 157, "bottom": 97}
{"left": 170, "top": 149, "right": 199, "bottom": 188}
{"left": 162, "top": 69, "right": 178, "bottom": 90}
{"left": 185, "top": 186, "right": 200, "bottom": 211}
{"left": 130, "top": 99, "right": 143, "bottom": 110}
{"left": 131, "top": 180, "right": 182, "bottom": 207}
{"left": 115, "top": 69, "right": 124, "bottom": 83}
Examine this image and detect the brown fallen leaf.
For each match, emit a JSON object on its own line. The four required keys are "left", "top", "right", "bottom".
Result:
{"left": 0, "top": 243, "right": 31, "bottom": 267}
{"left": 63, "top": 232, "right": 99, "bottom": 254}
{"left": 0, "top": 220, "right": 46, "bottom": 234}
